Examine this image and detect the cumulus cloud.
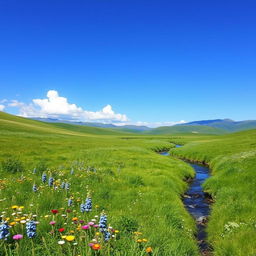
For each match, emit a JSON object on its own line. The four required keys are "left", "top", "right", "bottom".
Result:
{"left": 0, "top": 104, "right": 5, "bottom": 111}
{"left": 7, "top": 90, "right": 128, "bottom": 122}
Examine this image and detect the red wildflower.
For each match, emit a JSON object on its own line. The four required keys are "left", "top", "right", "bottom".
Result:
{"left": 51, "top": 209, "right": 58, "bottom": 214}
{"left": 58, "top": 228, "right": 65, "bottom": 232}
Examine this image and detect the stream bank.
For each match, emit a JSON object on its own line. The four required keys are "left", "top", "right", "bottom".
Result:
{"left": 159, "top": 145, "right": 212, "bottom": 255}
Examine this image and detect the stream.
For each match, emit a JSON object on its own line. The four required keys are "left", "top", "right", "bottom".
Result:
{"left": 159, "top": 145, "right": 211, "bottom": 255}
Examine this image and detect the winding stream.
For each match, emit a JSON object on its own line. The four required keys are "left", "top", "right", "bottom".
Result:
{"left": 160, "top": 145, "right": 211, "bottom": 255}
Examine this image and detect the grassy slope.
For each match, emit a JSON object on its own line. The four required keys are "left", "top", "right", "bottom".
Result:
{"left": 0, "top": 112, "right": 199, "bottom": 255}
{"left": 170, "top": 130, "right": 256, "bottom": 256}
{"left": 144, "top": 125, "right": 227, "bottom": 135}
{"left": 0, "top": 111, "right": 132, "bottom": 136}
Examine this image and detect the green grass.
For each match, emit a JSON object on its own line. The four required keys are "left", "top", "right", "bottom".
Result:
{"left": 144, "top": 125, "right": 227, "bottom": 135}
{"left": 0, "top": 112, "right": 199, "bottom": 255}
{"left": 1, "top": 111, "right": 255, "bottom": 255}
{"left": 170, "top": 129, "right": 256, "bottom": 256}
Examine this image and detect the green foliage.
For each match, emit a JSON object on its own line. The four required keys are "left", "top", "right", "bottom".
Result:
{"left": 35, "top": 160, "right": 48, "bottom": 174}
{"left": 116, "top": 216, "right": 139, "bottom": 233}
{"left": 128, "top": 175, "right": 145, "bottom": 186}
{"left": 1, "top": 157, "right": 24, "bottom": 173}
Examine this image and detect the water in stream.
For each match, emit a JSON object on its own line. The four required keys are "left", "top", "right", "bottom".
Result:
{"left": 159, "top": 146, "right": 211, "bottom": 254}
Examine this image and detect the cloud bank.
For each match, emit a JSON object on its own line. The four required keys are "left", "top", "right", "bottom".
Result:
{"left": 0, "top": 104, "right": 5, "bottom": 111}
{"left": 1, "top": 90, "right": 186, "bottom": 127}
{"left": 6, "top": 90, "right": 128, "bottom": 123}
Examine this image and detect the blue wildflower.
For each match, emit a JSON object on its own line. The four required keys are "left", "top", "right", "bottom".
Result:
{"left": 61, "top": 181, "right": 66, "bottom": 189}
{"left": 32, "top": 184, "right": 37, "bottom": 192}
{"left": 68, "top": 198, "right": 73, "bottom": 207}
{"left": 65, "top": 183, "right": 70, "bottom": 190}
{"left": 104, "top": 231, "right": 111, "bottom": 241}
{"left": 42, "top": 173, "right": 47, "bottom": 183}
{"left": 0, "top": 222, "right": 10, "bottom": 240}
{"left": 99, "top": 212, "right": 108, "bottom": 232}
{"left": 85, "top": 197, "right": 92, "bottom": 212}
{"left": 80, "top": 203, "right": 86, "bottom": 213}
{"left": 48, "top": 176, "right": 54, "bottom": 187}
{"left": 26, "top": 221, "right": 36, "bottom": 238}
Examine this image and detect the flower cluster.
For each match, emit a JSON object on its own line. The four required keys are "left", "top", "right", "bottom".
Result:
{"left": 26, "top": 220, "right": 37, "bottom": 238}
{"left": 0, "top": 222, "right": 9, "bottom": 240}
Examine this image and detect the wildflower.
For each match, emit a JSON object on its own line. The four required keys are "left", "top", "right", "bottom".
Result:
{"left": 26, "top": 221, "right": 36, "bottom": 238}
{"left": 80, "top": 203, "right": 86, "bottom": 213}
{"left": 99, "top": 211, "right": 107, "bottom": 232}
{"left": 146, "top": 247, "right": 153, "bottom": 253}
{"left": 51, "top": 209, "right": 58, "bottom": 214}
{"left": 42, "top": 173, "right": 47, "bottom": 183}
{"left": 81, "top": 225, "right": 89, "bottom": 230}
{"left": 0, "top": 222, "right": 10, "bottom": 239}
{"left": 11, "top": 205, "right": 19, "bottom": 210}
{"left": 50, "top": 221, "right": 56, "bottom": 225}
{"left": 88, "top": 221, "right": 94, "bottom": 226}
{"left": 48, "top": 176, "right": 54, "bottom": 187}
{"left": 85, "top": 196, "right": 92, "bottom": 212}
{"left": 68, "top": 198, "right": 73, "bottom": 207}
{"left": 92, "top": 243, "right": 101, "bottom": 250}
{"left": 65, "top": 235, "right": 75, "bottom": 241}
{"left": 65, "top": 183, "right": 70, "bottom": 190}
{"left": 104, "top": 231, "right": 111, "bottom": 241}
{"left": 58, "top": 228, "right": 65, "bottom": 232}
{"left": 142, "top": 238, "right": 148, "bottom": 242}
{"left": 32, "top": 184, "right": 37, "bottom": 192}
{"left": 58, "top": 240, "right": 65, "bottom": 245}
{"left": 93, "top": 224, "right": 99, "bottom": 228}
{"left": 61, "top": 181, "right": 66, "bottom": 189}
{"left": 18, "top": 206, "right": 24, "bottom": 211}
{"left": 137, "top": 239, "right": 142, "bottom": 243}
{"left": 13, "top": 234, "right": 23, "bottom": 240}
{"left": 10, "top": 222, "right": 16, "bottom": 226}
{"left": 72, "top": 217, "right": 78, "bottom": 221}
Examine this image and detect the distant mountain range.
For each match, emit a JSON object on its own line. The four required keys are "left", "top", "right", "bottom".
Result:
{"left": 177, "top": 119, "right": 256, "bottom": 132}
{"left": 30, "top": 117, "right": 256, "bottom": 134}
{"left": 31, "top": 118, "right": 151, "bottom": 131}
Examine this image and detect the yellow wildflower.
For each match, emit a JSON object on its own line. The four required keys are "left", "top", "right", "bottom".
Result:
{"left": 65, "top": 235, "right": 75, "bottom": 242}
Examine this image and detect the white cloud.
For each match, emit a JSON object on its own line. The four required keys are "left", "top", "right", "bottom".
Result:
{"left": 7, "top": 90, "right": 128, "bottom": 122}
{"left": 0, "top": 104, "right": 5, "bottom": 111}
{"left": 113, "top": 120, "right": 187, "bottom": 128}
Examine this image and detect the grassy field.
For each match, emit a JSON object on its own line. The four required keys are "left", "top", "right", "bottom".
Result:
{"left": 0, "top": 112, "right": 199, "bottom": 256}
{"left": 1, "top": 111, "right": 255, "bottom": 255}
{"left": 170, "top": 130, "right": 256, "bottom": 256}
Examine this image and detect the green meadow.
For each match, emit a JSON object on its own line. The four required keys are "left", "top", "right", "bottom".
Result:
{"left": 0, "top": 111, "right": 255, "bottom": 255}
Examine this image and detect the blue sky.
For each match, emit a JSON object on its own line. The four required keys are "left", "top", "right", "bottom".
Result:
{"left": 0, "top": 0, "right": 255, "bottom": 126}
